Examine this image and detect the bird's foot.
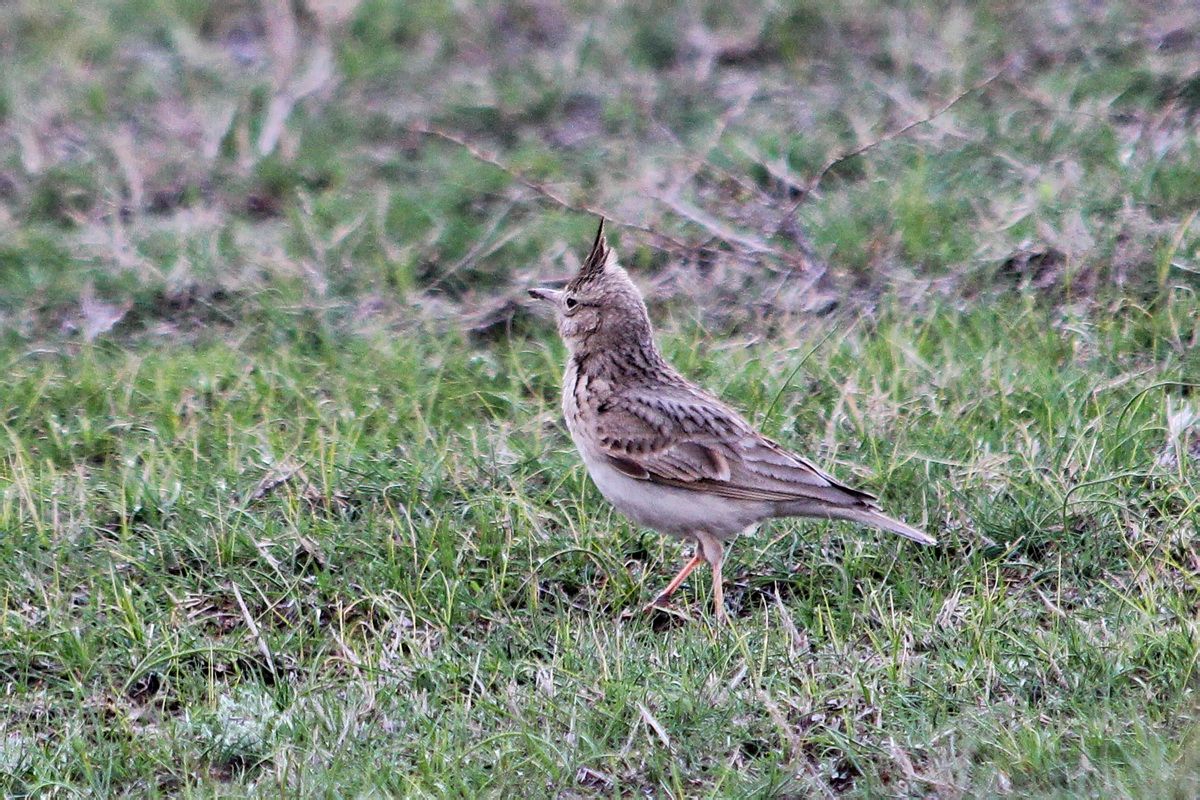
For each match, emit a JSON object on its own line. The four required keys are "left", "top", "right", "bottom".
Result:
{"left": 642, "top": 595, "right": 673, "bottom": 614}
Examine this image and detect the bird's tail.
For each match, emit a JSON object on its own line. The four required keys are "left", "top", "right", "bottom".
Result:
{"left": 778, "top": 502, "right": 937, "bottom": 545}
{"left": 833, "top": 507, "right": 937, "bottom": 545}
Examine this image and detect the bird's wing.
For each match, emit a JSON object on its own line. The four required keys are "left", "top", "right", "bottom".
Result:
{"left": 593, "top": 387, "right": 877, "bottom": 507}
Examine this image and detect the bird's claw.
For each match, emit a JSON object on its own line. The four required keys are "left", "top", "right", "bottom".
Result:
{"left": 643, "top": 597, "right": 671, "bottom": 614}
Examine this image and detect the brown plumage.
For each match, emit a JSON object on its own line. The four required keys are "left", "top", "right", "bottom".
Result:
{"left": 530, "top": 218, "right": 935, "bottom": 622}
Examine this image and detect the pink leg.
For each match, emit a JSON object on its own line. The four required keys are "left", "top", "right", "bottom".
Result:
{"left": 645, "top": 552, "right": 704, "bottom": 610}
{"left": 695, "top": 533, "right": 727, "bottom": 623}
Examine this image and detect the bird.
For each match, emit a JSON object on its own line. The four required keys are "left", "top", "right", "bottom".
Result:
{"left": 529, "top": 218, "right": 935, "bottom": 622}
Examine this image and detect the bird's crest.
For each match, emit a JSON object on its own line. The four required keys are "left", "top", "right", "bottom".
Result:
{"left": 569, "top": 218, "right": 611, "bottom": 289}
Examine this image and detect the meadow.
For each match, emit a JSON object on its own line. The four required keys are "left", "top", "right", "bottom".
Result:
{"left": 1, "top": 1, "right": 1199, "bottom": 796}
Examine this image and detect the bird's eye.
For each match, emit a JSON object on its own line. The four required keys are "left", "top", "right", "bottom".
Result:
{"left": 565, "top": 297, "right": 578, "bottom": 309}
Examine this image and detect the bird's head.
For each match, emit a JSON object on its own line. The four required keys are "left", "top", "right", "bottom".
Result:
{"left": 529, "top": 219, "right": 652, "bottom": 353}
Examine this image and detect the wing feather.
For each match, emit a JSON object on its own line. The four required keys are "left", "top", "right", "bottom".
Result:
{"left": 593, "top": 387, "right": 876, "bottom": 507}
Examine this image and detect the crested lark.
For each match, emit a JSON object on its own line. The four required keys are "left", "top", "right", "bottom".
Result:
{"left": 530, "top": 219, "right": 936, "bottom": 622}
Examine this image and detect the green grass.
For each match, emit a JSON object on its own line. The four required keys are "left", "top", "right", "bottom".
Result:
{"left": 2, "top": 0, "right": 1200, "bottom": 796}
{"left": 3, "top": 297, "right": 1198, "bottom": 796}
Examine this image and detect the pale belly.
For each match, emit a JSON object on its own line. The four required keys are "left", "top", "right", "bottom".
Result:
{"left": 574, "top": 438, "right": 768, "bottom": 540}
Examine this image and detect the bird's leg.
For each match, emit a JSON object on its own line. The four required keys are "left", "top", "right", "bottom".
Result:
{"left": 645, "top": 552, "right": 704, "bottom": 610}
{"left": 711, "top": 556, "right": 726, "bottom": 623}
{"left": 695, "top": 533, "right": 727, "bottom": 624}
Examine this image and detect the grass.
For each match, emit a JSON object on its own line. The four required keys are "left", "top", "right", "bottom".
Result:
{"left": 2, "top": 0, "right": 1200, "bottom": 796}
{"left": 3, "top": 298, "right": 1197, "bottom": 796}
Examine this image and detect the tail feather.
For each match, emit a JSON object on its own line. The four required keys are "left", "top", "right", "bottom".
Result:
{"left": 832, "top": 507, "right": 937, "bottom": 545}
{"left": 777, "top": 502, "right": 936, "bottom": 545}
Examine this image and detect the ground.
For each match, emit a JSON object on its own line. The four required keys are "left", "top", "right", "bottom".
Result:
{"left": 1, "top": 0, "right": 1199, "bottom": 796}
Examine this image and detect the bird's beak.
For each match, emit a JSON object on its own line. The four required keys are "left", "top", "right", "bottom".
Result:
{"left": 528, "top": 287, "right": 562, "bottom": 303}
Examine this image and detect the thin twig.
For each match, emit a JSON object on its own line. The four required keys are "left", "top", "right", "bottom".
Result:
{"left": 405, "top": 122, "right": 693, "bottom": 254}
{"left": 408, "top": 121, "right": 833, "bottom": 275}
{"left": 654, "top": 193, "right": 778, "bottom": 256}
{"left": 438, "top": 201, "right": 519, "bottom": 283}
{"left": 242, "top": 460, "right": 307, "bottom": 506}
{"left": 657, "top": 82, "right": 758, "bottom": 197}
{"left": 805, "top": 60, "right": 1014, "bottom": 197}
{"left": 652, "top": 86, "right": 828, "bottom": 273}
